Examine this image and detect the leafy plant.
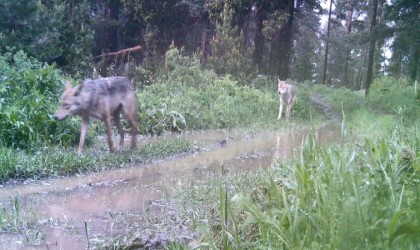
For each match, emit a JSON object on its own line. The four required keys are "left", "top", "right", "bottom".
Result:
{"left": 368, "top": 77, "right": 419, "bottom": 121}
{"left": 207, "top": 5, "right": 255, "bottom": 85}
{"left": 172, "top": 79, "right": 419, "bottom": 249}
{"left": 0, "top": 50, "right": 79, "bottom": 150}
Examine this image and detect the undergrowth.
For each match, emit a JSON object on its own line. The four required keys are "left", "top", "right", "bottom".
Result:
{"left": 0, "top": 137, "right": 192, "bottom": 182}
{"left": 172, "top": 78, "right": 420, "bottom": 249}
{"left": 0, "top": 48, "right": 313, "bottom": 182}
{"left": 0, "top": 50, "right": 79, "bottom": 149}
{"left": 136, "top": 46, "right": 312, "bottom": 134}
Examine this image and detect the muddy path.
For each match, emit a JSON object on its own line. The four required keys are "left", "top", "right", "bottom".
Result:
{"left": 310, "top": 94, "right": 342, "bottom": 122}
{"left": 0, "top": 96, "right": 340, "bottom": 249}
{"left": 0, "top": 124, "right": 340, "bottom": 249}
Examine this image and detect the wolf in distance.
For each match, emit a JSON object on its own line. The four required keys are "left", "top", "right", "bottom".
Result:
{"left": 54, "top": 76, "right": 138, "bottom": 153}
{"left": 277, "top": 79, "right": 297, "bottom": 121}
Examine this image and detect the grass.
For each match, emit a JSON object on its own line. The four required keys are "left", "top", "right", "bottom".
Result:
{"left": 169, "top": 78, "right": 420, "bottom": 249}
{"left": 2, "top": 72, "right": 417, "bottom": 248}
{"left": 0, "top": 136, "right": 192, "bottom": 182}
{"left": 0, "top": 74, "right": 316, "bottom": 183}
{"left": 173, "top": 123, "right": 419, "bottom": 249}
{"left": 0, "top": 196, "right": 43, "bottom": 246}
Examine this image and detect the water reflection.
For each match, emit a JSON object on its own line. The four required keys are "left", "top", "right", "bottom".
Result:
{"left": 0, "top": 124, "right": 340, "bottom": 248}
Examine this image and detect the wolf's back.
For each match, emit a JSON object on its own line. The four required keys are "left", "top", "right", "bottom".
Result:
{"left": 83, "top": 76, "right": 133, "bottom": 95}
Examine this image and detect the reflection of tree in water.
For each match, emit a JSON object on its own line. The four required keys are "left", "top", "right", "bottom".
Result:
{"left": 274, "top": 124, "right": 340, "bottom": 160}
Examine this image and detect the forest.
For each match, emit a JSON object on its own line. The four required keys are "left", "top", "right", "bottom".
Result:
{"left": 0, "top": 0, "right": 418, "bottom": 90}
{"left": 0, "top": 0, "right": 419, "bottom": 249}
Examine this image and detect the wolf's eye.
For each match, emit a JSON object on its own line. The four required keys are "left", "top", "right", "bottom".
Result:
{"left": 64, "top": 104, "right": 70, "bottom": 110}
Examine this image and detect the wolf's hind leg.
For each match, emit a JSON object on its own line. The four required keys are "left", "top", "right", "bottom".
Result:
{"left": 123, "top": 98, "right": 138, "bottom": 149}
{"left": 103, "top": 114, "right": 116, "bottom": 153}
{"left": 126, "top": 113, "right": 137, "bottom": 149}
{"left": 113, "top": 112, "right": 124, "bottom": 148}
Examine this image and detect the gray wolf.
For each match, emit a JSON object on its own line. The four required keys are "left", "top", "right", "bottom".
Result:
{"left": 54, "top": 76, "right": 138, "bottom": 153}
{"left": 277, "top": 79, "right": 296, "bottom": 120}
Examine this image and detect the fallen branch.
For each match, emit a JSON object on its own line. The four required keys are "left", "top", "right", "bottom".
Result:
{"left": 95, "top": 45, "right": 142, "bottom": 59}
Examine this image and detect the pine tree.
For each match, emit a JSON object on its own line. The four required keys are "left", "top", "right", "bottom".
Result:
{"left": 207, "top": 5, "right": 254, "bottom": 84}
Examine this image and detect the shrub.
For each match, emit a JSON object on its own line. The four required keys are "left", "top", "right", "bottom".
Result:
{"left": 207, "top": 5, "right": 255, "bottom": 84}
{"left": 163, "top": 44, "right": 217, "bottom": 88}
{"left": 0, "top": 50, "right": 78, "bottom": 150}
{"left": 136, "top": 76, "right": 283, "bottom": 133}
{"left": 368, "top": 77, "right": 419, "bottom": 121}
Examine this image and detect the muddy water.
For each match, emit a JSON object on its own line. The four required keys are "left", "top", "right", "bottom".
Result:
{"left": 0, "top": 123, "right": 339, "bottom": 249}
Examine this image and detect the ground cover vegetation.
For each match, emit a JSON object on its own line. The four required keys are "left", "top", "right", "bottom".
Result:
{"left": 0, "top": 47, "right": 315, "bottom": 247}
{"left": 171, "top": 79, "right": 419, "bottom": 249}
{"left": 0, "top": 47, "right": 313, "bottom": 182}
{"left": 0, "top": 0, "right": 418, "bottom": 247}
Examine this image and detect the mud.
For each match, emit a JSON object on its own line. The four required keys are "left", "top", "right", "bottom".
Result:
{"left": 0, "top": 123, "right": 340, "bottom": 249}
{"left": 311, "top": 94, "right": 342, "bottom": 122}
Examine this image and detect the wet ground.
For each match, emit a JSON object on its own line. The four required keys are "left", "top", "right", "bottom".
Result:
{"left": 0, "top": 121, "right": 340, "bottom": 249}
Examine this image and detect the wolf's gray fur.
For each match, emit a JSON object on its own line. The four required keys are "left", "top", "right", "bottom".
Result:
{"left": 54, "top": 76, "right": 137, "bottom": 153}
{"left": 277, "top": 79, "right": 297, "bottom": 121}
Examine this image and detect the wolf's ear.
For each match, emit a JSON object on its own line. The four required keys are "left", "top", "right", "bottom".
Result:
{"left": 73, "top": 85, "right": 82, "bottom": 96}
{"left": 64, "top": 82, "right": 72, "bottom": 91}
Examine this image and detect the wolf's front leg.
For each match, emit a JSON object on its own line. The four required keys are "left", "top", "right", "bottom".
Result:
{"left": 286, "top": 105, "right": 291, "bottom": 121}
{"left": 78, "top": 117, "right": 90, "bottom": 154}
{"left": 277, "top": 97, "right": 283, "bottom": 120}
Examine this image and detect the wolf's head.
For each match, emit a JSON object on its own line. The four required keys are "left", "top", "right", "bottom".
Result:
{"left": 54, "top": 83, "right": 82, "bottom": 120}
{"left": 278, "top": 79, "right": 288, "bottom": 95}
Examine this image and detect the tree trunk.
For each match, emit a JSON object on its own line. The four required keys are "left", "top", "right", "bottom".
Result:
{"left": 106, "top": 0, "right": 120, "bottom": 52}
{"left": 253, "top": 5, "right": 265, "bottom": 73}
{"left": 200, "top": 30, "right": 208, "bottom": 63}
{"left": 357, "top": 45, "right": 368, "bottom": 90}
{"left": 272, "top": 0, "right": 295, "bottom": 79}
{"left": 322, "top": 0, "right": 333, "bottom": 85}
{"left": 409, "top": 44, "right": 420, "bottom": 84}
{"left": 365, "top": 0, "right": 378, "bottom": 97}
{"left": 343, "top": 0, "right": 355, "bottom": 88}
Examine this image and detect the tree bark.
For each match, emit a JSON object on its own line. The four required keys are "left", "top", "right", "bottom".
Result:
{"left": 365, "top": 0, "right": 378, "bottom": 97}
{"left": 322, "top": 0, "right": 333, "bottom": 85}
{"left": 106, "top": 0, "right": 121, "bottom": 52}
{"left": 200, "top": 30, "right": 208, "bottom": 62}
{"left": 277, "top": 0, "right": 295, "bottom": 79}
{"left": 95, "top": 45, "right": 142, "bottom": 59}
{"left": 270, "top": 0, "right": 294, "bottom": 79}
{"left": 343, "top": 0, "right": 355, "bottom": 88}
{"left": 253, "top": 4, "right": 265, "bottom": 73}
{"left": 409, "top": 44, "right": 420, "bottom": 84}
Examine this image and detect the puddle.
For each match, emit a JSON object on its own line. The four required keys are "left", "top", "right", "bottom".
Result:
{"left": 0, "top": 123, "right": 340, "bottom": 249}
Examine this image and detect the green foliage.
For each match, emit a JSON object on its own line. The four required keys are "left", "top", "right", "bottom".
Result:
{"left": 135, "top": 51, "right": 313, "bottom": 134}
{"left": 163, "top": 44, "right": 217, "bottom": 88}
{"left": 171, "top": 77, "right": 420, "bottom": 249}
{"left": 207, "top": 5, "right": 255, "bottom": 84}
{"left": 368, "top": 77, "right": 419, "bottom": 121}
{"left": 0, "top": 137, "right": 191, "bottom": 181}
{"left": 183, "top": 122, "right": 419, "bottom": 249}
{"left": 0, "top": 0, "right": 94, "bottom": 76}
{"left": 0, "top": 50, "right": 78, "bottom": 150}
{"left": 137, "top": 76, "right": 280, "bottom": 133}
